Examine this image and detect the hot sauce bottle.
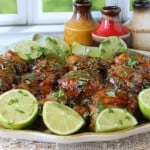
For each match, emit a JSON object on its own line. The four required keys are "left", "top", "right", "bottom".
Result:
{"left": 92, "top": 6, "right": 130, "bottom": 45}
{"left": 64, "top": 0, "right": 98, "bottom": 46}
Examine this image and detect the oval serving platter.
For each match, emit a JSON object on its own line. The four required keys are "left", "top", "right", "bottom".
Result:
{"left": 0, "top": 41, "right": 149, "bottom": 143}
{"left": 0, "top": 123, "right": 149, "bottom": 143}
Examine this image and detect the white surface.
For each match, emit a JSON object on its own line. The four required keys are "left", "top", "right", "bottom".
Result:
{"left": 0, "top": 25, "right": 64, "bottom": 53}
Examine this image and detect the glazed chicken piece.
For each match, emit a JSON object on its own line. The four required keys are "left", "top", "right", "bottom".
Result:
{"left": 107, "top": 64, "right": 146, "bottom": 93}
{"left": 30, "top": 58, "right": 67, "bottom": 78}
{"left": 114, "top": 51, "right": 150, "bottom": 67}
{"left": 107, "top": 51, "right": 150, "bottom": 93}
{"left": 91, "top": 87, "right": 137, "bottom": 114}
{"left": 0, "top": 70, "right": 14, "bottom": 93}
{"left": 58, "top": 69, "right": 103, "bottom": 101}
{"left": 67, "top": 55, "right": 103, "bottom": 71}
{"left": 58, "top": 69, "right": 104, "bottom": 117}
{"left": 0, "top": 50, "right": 29, "bottom": 93}
{"left": 87, "top": 51, "right": 150, "bottom": 126}
{"left": 18, "top": 72, "right": 56, "bottom": 99}
{"left": 0, "top": 54, "right": 18, "bottom": 93}
{"left": 114, "top": 51, "right": 150, "bottom": 81}
{"left": 18, "top": 58, "right": 67, "bottom": 103}
{"left": 88, "top": 86, "right": 139, "bottom": 129}
{"left": 3, "top": 50, "right": 28, "bottom": 75}
{"left": 0, "top": 56, "right": 16, "bottom": 74}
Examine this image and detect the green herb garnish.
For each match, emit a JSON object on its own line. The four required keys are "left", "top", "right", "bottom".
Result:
{"left": 8, "top": 99, "right": 19, "bottom": 105}
{"left": 90, "top": 104, "right": 104, "bottom": 116}
{"left": 118, "top": 119, "right": 123, "bottom": 125}
{"left": 51, "top": 88, "right": 67, "bottom": 101}
{"left": 108, "top": 108, "right": 114, "bottom": 113}
{"left": 125, "top": 115, "right": 131, "bottom": 120}
{"left": 18, "top": 90, "right": 28, "bottom": 96}
{"left": 106, "top": 86, "right": 118, "bottom": 97}
{"left": 83, "top": 111, "right": 90, "bottom": 119}
{"left": 15, "top": 109, "right": 25, "bottom": 114}
{"left": 81, "top": 98, "right": 90, "bottom": 105}
{"left": 124, "top": 54, "right": 138, "bottom": 68}
{"left": 0, "top": 78, "right": 3, "bottom": 88}
{"left": 77, "top": 77, "right": 89, "bottom": 86}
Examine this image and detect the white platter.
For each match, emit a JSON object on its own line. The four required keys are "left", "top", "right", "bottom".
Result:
{"left": 0, "top": 43, "right": 149, "bottom": 143}
{"left": 0, "top": 123, "right": 149, "bottom": 143}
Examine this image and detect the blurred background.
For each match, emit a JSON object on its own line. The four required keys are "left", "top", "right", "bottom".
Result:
{"left": 0, "top": 0, "right": 136, "bottom": 14}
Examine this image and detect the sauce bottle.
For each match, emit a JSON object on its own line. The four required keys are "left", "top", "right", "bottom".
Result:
{"left": 92, "top": 6, "right": 130, "bottom": 46}
{"left": 125, "top": 0, "right": 150, "bottom": 51}
{"left": 64, "top": 0, "right": 99, "bottom": 46}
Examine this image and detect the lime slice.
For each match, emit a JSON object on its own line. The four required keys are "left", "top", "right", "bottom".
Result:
{"left": 99, "top": 36, "right": 128, "bottom": 61}
{"left": 0, "top": 89, "right": 38, "bottom": 129}
{"left": 33, "top": 34, "right": 71, "bottom": 65}
{"left": 95, "top": 108, "right": 138, "bottom": 132}
{"left": 44, "top": 37, "right": 71, "bottom": 62}
{"left": 138, "top": 88, "right": 150, "bottom": 120}
{"left": 72, "top": 42, "right": 100, "bottom": 57}
{"left": 15, "top": 40, "right": 43, "bottom": 61}
{"left": 42, "top": 101, "right": 85, "bottom": 135}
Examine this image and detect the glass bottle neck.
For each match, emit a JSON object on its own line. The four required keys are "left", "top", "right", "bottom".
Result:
{"left": 72, "top": 1, "right": 93, "bottom": 21}
{"left": 100, "top": 6, "right": 121, "bottom": 22}
{"left": 102, "top": 14, "right": 120, "bottom": 22}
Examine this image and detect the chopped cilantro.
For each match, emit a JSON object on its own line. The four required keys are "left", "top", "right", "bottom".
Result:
{"left": 81, "top": 98, "right": 90, "bottom": 105}
{"left": 142, "top": 81, "right": 150, "bottom": 89}
{"left": 22, "top": 73, "right": 37, "bottom": 81}
{"left": 101, "top": 49, "right": 106, "bottom": 54}
{"left": 93, "top": 99, "right": 102, "bottom": 106}
{"left": 18, "top": 90, "right": 28, "bottom": 96}
{"left": 8, "top": 99, "right": 19, "bottom": 105}
{"left": 103, "top": 39, "right": 111, "bottom": 45}
{"left": 25, "top": 80, "right": 31, "bottom": 85}
{"left": 120, "top": 71, "right": 128, "bottom": 77}
{"left": 15, "top": 108, "right": 25, "bottom": 114}
{"left": 77, "top": 77, "right": 89, "bottom": 86}
{"left": 118, "top": 119, "right": 123, "bottom": 125}
{"left": 108, "top": 108, "right": 114, "bottom": 113}
{"left": 51, "top": 89, "right": 67, "bottom": 101}
{"left": 38, "top": 106, "right": 43, "bottom": 116}
{"left": 118, "top": 78, "right": 125, "bottom": 86}
{"left": 7, "top": 121, "right": 13, "bottom": 125}
{"left": 106, "top": 86, "right": 118, "bottom": 97}
{"left": 125, "top": 115, "right": 131, "bottom": 120}
{"left": 0, "top": 78, "right": 2, "bottom": 88}
{"left": 119, "top": 41, "right": 123, "bottom": 47}
{"left": 90, "top": 104, "right": 104, "bottom": 116}
{"left": 124, "top": 54, "right": 138, "bottom": 68}
{"left": 69, "top": 100, "right": 76, "bottom": 107}
{"left": 83, "top": 111, "right": 90, "bottom": 119}
{"left": 98, "top": 105, "right": 105, "bottom": 112}
{"left": 128, "top": 82, "right": 135, "bottom": 88}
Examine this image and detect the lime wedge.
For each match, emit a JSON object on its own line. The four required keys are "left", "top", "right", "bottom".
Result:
{"left": 95, "top": 108, "right": 138, "bottom": 132}
{"left": 72, "top": 42, "right": 100, "bottom": 57}
{"left": 44, "top": 37, "right": 71, "bottom": 64}
{"left": 99, "top": 36, "right": 128, "bottom": 61}
{"left": 15, "top": 40, "right": 43, "bottom": 61}
{"left": 0, "top": 89, "right": 38, "bottom": 129}
{"left": 42, "top": 101, "right": 85, "bottom": 135}
{"left": 138, "top": 88, "right": 150, "bottom": 120}
{"left": 33, "top": 34, "right": 71, "bottom": 65}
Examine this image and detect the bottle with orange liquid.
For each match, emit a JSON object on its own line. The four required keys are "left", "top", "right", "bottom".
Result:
{"left": 64, "top": 0, "right": 98, "bottom": 46}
